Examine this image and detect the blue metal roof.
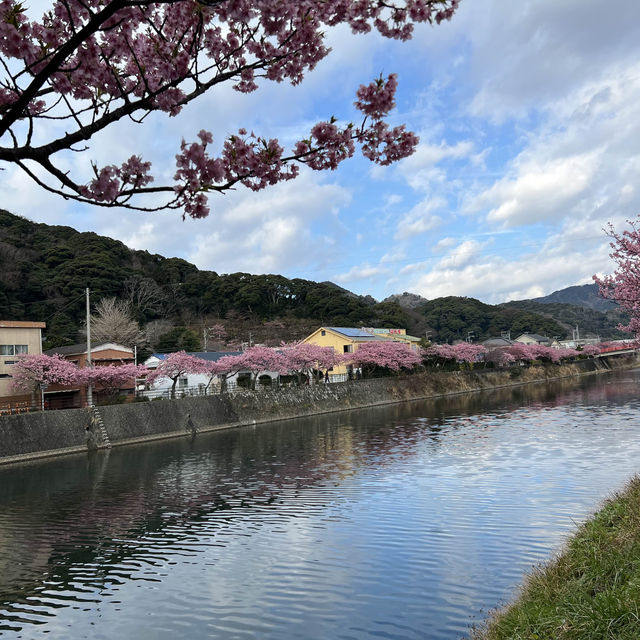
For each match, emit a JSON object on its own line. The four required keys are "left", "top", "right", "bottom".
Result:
{"left": 327, "top": 327, "right": 376, "bottom": 338}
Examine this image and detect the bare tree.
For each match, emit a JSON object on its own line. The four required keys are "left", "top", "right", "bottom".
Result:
{"left": 123, "top": 277, "right": 166, "bottom": 318}
{"left": 145, "top": 319, "right": 174, "bottom": 350}
{"left": 86, "top": 297, "right": 145, "bottom": 347}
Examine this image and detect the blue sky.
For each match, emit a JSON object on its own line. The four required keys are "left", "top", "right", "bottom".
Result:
{"left": 5, "top": 0, "right": 640, "bottom": 304}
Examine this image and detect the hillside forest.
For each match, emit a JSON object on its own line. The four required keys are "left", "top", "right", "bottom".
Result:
{"left": 0, "top": 211, "right": 626, "bottom": 353}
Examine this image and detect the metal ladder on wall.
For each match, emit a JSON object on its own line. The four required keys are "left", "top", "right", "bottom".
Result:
{"left": 90, "top": 406, "right": 112, "bottom": 449}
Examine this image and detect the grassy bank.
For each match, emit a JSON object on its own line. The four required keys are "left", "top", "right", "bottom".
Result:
{"left": 473, "top": 476, "right": 640, "bottom": 640}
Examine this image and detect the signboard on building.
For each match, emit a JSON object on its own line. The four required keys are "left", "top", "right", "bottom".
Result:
{"left": 361, "top": 327, "right": 406, "bottom": 335}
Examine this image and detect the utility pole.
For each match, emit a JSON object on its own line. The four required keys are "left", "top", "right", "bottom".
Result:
{"left": 86, "top": 287, "right": 93, "bottom": 407}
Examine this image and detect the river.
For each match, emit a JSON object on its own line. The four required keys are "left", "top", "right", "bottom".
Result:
{"left": 1, "top": 369, "right": 639, "bottom": 639}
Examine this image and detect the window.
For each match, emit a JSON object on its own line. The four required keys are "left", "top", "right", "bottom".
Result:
{"left": 0, "top": 345, "right": 28, "bottom": 355}
{"left": 343, "top": 344, "right": 353, "bottom": 353}
{"left": 178, "top": 377, "right": 188, "bottom": 388}
{"left": 321, "top": 330, "right": 326, "bottom": 336}
{"left": 4, "top": 361, "right": 17, "bottom": 365}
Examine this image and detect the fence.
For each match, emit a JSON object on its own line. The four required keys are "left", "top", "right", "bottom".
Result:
{"left": 136, "top": 377, "right": 328, "bottom": 401}
{"left": 0, "top": 401, "right": 31, "bottom": 416}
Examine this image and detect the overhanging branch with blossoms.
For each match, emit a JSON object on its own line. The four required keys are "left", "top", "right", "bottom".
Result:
{"left": 0, "top": 0, "right": 459, "bottom": 216}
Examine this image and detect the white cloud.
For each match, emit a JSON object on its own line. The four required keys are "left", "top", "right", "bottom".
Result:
{"left": 407, "top": 224, "right": 614, "bottom": 304}
{"left": 472, "top": 152, "right": 600, "bottom": 227}
{"left": 336, "top": 264, "right": 388, "bottom": 282}
{"left": 437, "top": 240, "right": 484, "bottom": 269}
{"left": 395, "top": 198, "right": 445, "bottom": 240}
{"left": 401, "top": 140, "right": 474, "bottom": 173}
{"left": 463, "top": 0, "right": 640, "bottom": 122}
{"left": 186, "top": 172, "right": 351, "bottom": 274}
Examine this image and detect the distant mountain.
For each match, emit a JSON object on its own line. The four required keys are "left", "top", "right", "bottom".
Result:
{"left": 385, "top": 289, "right": 626, "bottom": 342}
{"left": 412, "top": 296, "right": 567, "bottom": 343}
{"left": 383, "top": 292, "right": 429, "bottom": 310}
{"left": 321, "top": 281, "right": 377, "bottom": 306}
{"left": 527, "top": 283, "right": 616, "bottom": 312}
{"left": 500, "top": 299, "right": 628, "bottom": 340}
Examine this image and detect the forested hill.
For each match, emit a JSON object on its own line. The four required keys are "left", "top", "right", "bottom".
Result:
{"left": 0, "top": 210, "right": 604, "bottom": 349}
{"left": 500, "top": 299, "right": 629, "bottom": 340}
{"left": 414, "top": 296, "right": 567, "bottom": 344}
{"left": 0, "top": 210, "right": 407, "bottom": 347}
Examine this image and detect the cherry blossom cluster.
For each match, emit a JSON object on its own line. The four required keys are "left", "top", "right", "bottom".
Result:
{"left": 423, "top": 342, "right": 487, "bottom": 365}
{"left": 174, "top": 74, "right": 418, "bottom": 217}
{"left": 594, "top": 218, "right": 640, "bottom": 337}
{"left": 0, "top": 0, "right": 460, "bottom": 214}
{"left": 580, "top": 344, "right": 600, "bottom": 357}
{"left": 10, "top": 354, "right": 147, "bottom": 393}
{"left": 10, "top": 353, "right": 79, "bottom": 391}
{"left": 346, "top": 341, "right": 422, "bottom": 371}
{"left": 504, "top": 343, "right": 579, "bottom": 364}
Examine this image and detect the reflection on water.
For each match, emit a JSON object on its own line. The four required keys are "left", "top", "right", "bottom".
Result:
{"left": 1, "top": 371, "right": 640, "bottom": 639}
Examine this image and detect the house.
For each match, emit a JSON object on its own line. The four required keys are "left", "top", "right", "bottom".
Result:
{"left": 142, "top": 351, "right": 281, "bottom": 398}
{"left": 481, "top": 336, "right": 516, "bottom": 350}
{"left": 0, "top": 320, "right": 46, "bottom": 406}
{"left": 360, "top": 327, "right": 422, "bottom": 350}
{"left": 44, "top": 342, "right": 135, "bottom": 408}
{"left": 515, "top": 333, "right": 552, "bottom": 346}
{"left": 302, "top": 327, "right": 421, "bottom": 381}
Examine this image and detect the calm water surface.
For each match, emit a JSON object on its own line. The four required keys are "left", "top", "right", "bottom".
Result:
{"left": 2, "top": 370, "right": 640, "bottom": 639}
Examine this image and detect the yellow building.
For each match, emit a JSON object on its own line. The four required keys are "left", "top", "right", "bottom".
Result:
{"left": 302, "top": 327, "right": 421, "bottom": 381}
{"left": 361, "top": 327, "right": 422, "bottom": 350}
{"left": 0, "top": 320, "right": 46, "bottom": 405}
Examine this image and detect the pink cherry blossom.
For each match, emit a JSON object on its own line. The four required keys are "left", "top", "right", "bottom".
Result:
{"left": 594, "top": 216, "right": 640, "bottom": 338}
{"left": 346, "top": 341, "right": 421, "bottom": 374}
{"left": 10, "top": 353, "right": 79, "bottom": 391}
{"left": 147, "top": 351, "right": 208, "bottom": 398}
{"left": 0, "top": 0, "right": 460, "bottom": 215}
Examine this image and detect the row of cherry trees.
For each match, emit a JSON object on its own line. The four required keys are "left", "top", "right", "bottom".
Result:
{"left": 11, "top": 340, "right": 603, "bottom": 403}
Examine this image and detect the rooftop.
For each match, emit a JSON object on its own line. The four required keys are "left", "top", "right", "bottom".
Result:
{"left": 0, "top": 320, "right": 46, "bottom": 329}
{"left": 149, "top": 351, "right": 243, "bottom": 363}
{"left": 45, "top": 342, "right": 134, "bottom": 356}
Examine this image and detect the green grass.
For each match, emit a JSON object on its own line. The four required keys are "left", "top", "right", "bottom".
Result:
{"left": 472, "top": 476, "right": 640, "bottom": 640}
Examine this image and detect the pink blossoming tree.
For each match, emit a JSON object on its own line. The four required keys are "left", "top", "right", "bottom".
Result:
{"left": 484, "top": 349, "right": 515, "bottom": 368}
{"left": 11, "top": 353, "right": 79, "bottom": 408}
{"left": 79, "top": 363, "right": 149, "bottom": 400}
{"left": 146, "top": 351, "right": 208, "bottom": 398}
{"left": 594, "top": 217, "right": 640, "bottom": 338}
{"left": 504, "top": 343, "right": 536, "bottom": 364}
{"left": 449, "top": 342, "right": 486, "bottom": 365}
{"left": 0, "top": 0, "right": 459, "bottom": 216}
{"left": 346, "top": 341, "right": 421, "bottom": 376}
{"left": 581, "top": 344, "right": 600, "bottom": 357}
{"left": 11, "top": 353, "right": 79, "bottom": 392}
{"left": 208, "top": 353, "right": 245, "bottom": 393}
{"left": 236, "top": 346, "right": 288, "bottom": 389}
{"left": 423, "top": 343, "right": 486, "bottom": 367}
{"left": 281, "top": 342, "right": 340, "bottom": 385}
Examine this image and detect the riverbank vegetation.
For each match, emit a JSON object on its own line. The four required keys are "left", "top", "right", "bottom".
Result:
{"left": 473, "top": 476, "right": 640, "bottom": 640}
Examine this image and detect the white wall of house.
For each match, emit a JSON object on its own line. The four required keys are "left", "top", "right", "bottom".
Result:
{"left": 140, "top": 355, "right": 279, "bottom": 398}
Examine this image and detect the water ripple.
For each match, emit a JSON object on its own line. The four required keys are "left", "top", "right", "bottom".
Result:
{"left": 1, "top": 371, "right": 640, "bottom": 638}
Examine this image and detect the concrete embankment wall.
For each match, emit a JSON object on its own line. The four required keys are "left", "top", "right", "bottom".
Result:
{"left": 0, "top": 357, "right": 632, "bottom": 465}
